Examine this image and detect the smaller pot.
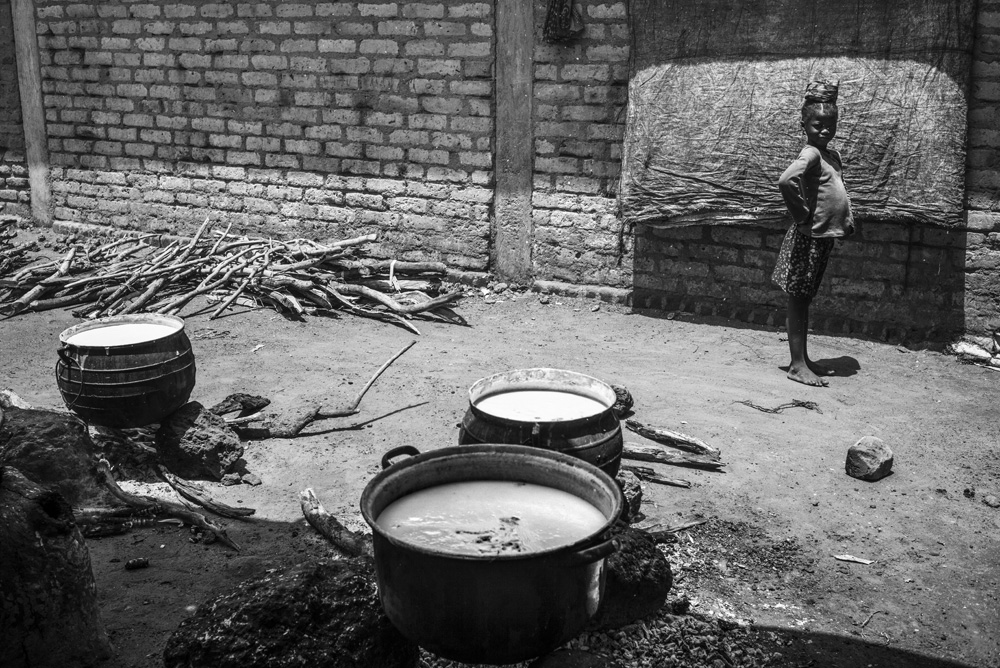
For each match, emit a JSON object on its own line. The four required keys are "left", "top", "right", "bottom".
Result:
{"left": 459, "top": 368, "right": 623, "bottom": 476}
{"left": 55, "top": 314, "right": 196, "bottom": 428}
{"left": 360, "top": 444, "right": 623, "bottom": 665}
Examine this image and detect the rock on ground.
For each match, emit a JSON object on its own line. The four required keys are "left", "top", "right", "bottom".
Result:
{"left": 0, "top": 407, "right": 109, "bottom": 505}
{"left": 845, "top": 435, "right": 893, "bottom": 482}
{"left": 163, "top": 559, "right": 418, "bottom": 668}
{"left": 156, "top": 401, "right": 243, "bottom": 480}
{"left": 616, "top": 470, "right": 643, "bottom": 523}
{"left": 207, "top": 393, "right": 270, "bottom": 417}
{"left": 589, "top": 524, "right": 673, "bottom": 630}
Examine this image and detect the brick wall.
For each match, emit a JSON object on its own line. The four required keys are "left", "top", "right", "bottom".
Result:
{"left": 964, "top": 0, "right": 1000, "bottom": 338}
{"left": 634, "top": 222, "right": 968, "bottom": 343}
{"left": 22, "top": 0, "right": 1000, "bottom": 341}
{"left": 531, "top": 0, "right": 630, "bottom": 288}
{"left": 0, "top": 0, "right": 30, "bottom": 216}
{"left": 36, "top": 0, "right": 493, "bottom": 269}
{"left": 524, "top": 0, "right": 998, "bottom": 342}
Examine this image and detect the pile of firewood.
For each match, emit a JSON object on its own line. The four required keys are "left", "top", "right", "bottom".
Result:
{"left": 0, "top": 217, "right": 36, "bottom": 277}
{"left": 0, "top": 218, "right": 463, "bottom": 333}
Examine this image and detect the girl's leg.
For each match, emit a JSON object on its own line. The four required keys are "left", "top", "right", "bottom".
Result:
{"left": 787, "top": 294, "right": 828, "bottom": 386}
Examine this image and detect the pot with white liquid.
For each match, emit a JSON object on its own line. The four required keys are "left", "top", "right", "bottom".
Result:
{"left": 55, "top": 314, "right": 196, "bottom": 428}
{"left": 459, "top": 368, "right": 623, "bottom": 476}
{"left": 360, "top": 443, "right": 622, "bottom": 664}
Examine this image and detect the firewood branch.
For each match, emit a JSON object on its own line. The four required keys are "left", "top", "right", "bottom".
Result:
{"left": 300, "top": 488, "right": 373, "bottom": 559}
{"left": 625, "top": 419, "right": 721, "bottom": 460}
{"left": 231, "top": 340, "right": 416, "bottom": 438}
{"left": 157, "top": 466, "right": 256, "bottom": 519}
{"left": 95, "top": 459, "right": 240, "bottom": 550}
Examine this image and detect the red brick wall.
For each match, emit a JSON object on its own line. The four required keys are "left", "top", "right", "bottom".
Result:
{"left": 0, "top": 0, "right": 30, "bottom": 216}
{"left": 36, "top": 0, "right": 493, "bottom": 269}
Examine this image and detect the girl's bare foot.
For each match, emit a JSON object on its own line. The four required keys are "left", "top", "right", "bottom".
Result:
{"left": 787, "top": 363, "right": 829, "bottom": 386}
{"left": 807, "top": 359, "right": 836, "bottom": 377}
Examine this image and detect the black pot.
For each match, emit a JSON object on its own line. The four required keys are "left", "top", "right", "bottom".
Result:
{"left": 55, "top": 314, "right": 196, "bottom": 428}
{"left": 360, "top": 444, "right": 623, "bottom": 665}
{"left": 459, "top": 368, "right": 623, "bottom": 477}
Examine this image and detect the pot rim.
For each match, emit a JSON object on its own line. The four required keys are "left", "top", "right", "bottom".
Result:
{"left": 466, "top": 367, "right": 617, "bottom": 424}
{"left": 360, "top": 443, "right": 623, "bottom": 562}
{"left": 58, "top": 313, "right": 188, "bottom": 349}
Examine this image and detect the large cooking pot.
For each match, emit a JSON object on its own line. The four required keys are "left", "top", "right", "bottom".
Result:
{"left": 55, "top": 314, "right": 196, "bottom": 428}
{"left": 459, "top": 368, "right": 623, "bottom": 477}
{"left": 360, "top": 443, "right": 623, "bottom": 665}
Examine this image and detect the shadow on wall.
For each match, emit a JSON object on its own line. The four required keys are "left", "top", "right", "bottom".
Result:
{"left": 631, "top": 220, "right": 967, "bottom": 345}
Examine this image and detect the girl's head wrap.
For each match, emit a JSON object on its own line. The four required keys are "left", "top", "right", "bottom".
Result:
{"left": 802, "top": 80, "right": 839, "bottom": 118}
{"left": 804, "top": 80, "right": 839, "bottom": 104}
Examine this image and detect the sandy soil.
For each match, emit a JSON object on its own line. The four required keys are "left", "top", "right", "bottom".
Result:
{"left": 3, "top": 269, "right": 999, "bottom": 667}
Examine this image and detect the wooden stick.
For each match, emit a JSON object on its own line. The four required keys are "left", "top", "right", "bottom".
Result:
{"left": 10, "top": 258, "right": 56, "bottom": 284}
{"left": 94, "top": 459, "right": 239, "bottom": 550}
{"left": 325, "top": 232, "right": 377, "bottom": 249}
{"left": 625, "top": 419, "right": 722, "bottom": 461}
{"left": 300, "top": 488, "right": 373, "bottom": 559}
{"left": 155, "top": 247, "right": 259, "bottom": 314}
{"left": 209, "top": 264, "right": 264, "bottom": 319}
{"left": 0, "top": 246, "right": 77, "bottom": 316}
{"left": 86, "top": 234, "right": 158, "bottom": 262}
{"left": 623, "top": 442, "right": 727, "bottom": 470}
{"left": 620, "top": 464, "right": 692, "bottom": 488}
{"left": 28, "top": 286, "right": 115, "bottom": 312}
{"left": 317, "top": 285, "right": 422, "bottom": 335}
{"left": 239, "top": 341, "right": 417, "bottom": 437}
{"left": 118, "top": 218, "right": 212, "bottom": 315}
{"left": 157, "top": 466, "right": 256, "bottom": 519}
{"left": 353, "top": 278, "right": 440, "bottom": 293}
{"left": 644, "top": 517, "right": 710, "bottom": 543}
{"left": 92, "top": 241, "right": 181, "bottom": 315}
{"left": 318, "top": 340, "right": 417, "bottom": 418}
{"left": 330, "top": 283, "right": 463, "bottom": 315}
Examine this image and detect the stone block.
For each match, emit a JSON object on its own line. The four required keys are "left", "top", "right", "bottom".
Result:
{"left": 846, "top": 436, "right": 893, "bottom": 482}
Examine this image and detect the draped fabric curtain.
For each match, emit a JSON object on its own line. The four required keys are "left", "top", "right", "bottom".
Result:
{"left": 619, "top": 0, "right": 977, "bottom": 228}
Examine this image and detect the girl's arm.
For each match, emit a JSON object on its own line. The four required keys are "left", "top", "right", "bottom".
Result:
{"left": 777, "top": 147, "right": 820, "bottom": 224}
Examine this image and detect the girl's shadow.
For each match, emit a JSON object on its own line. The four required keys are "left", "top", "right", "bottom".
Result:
{"left": 780, "top": 355, "right": 860, "bottom": 377}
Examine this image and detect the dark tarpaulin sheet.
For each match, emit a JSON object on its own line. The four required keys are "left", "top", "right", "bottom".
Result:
{"left": 619, "top": 0, "right": 976, "bottom": 228}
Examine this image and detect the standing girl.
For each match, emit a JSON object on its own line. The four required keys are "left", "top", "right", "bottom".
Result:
{"left": 773, "top": 80, "right": 855, "bottom": 386}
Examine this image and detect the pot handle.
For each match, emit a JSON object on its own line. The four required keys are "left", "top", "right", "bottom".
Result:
{"left": 565, "top": 537, "right": 617, "bottom": 566}
{"left": 380, "top": 445, "right": 421, "bottom": 470}
{"left": 56, "top": 347, "right": 87, "bottom": 409}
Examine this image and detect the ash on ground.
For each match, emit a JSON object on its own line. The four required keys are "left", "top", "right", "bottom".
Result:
{"left": 418, "top": 518, "right": 803, "bottom": 668}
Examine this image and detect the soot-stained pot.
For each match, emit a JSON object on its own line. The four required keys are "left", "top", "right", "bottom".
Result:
{"left": 459, "top": 368, "right": 623, "bottom": 477}
{"left": 360, "top": 443, "right": 623, "bottom": 665}
{"left": 55, "top": 314, "right": 196, "bottom": 428}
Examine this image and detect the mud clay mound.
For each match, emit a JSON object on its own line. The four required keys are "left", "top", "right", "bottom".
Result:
{"left": 0, "top": 407, "right": 109, "bottom": 506}
{"left": 163, "top": 559, "right": 417, "bottom": 668}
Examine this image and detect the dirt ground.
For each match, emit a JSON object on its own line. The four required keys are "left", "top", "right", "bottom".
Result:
{"left": 3, "top": 265, "right": 1000, "bottom": 667}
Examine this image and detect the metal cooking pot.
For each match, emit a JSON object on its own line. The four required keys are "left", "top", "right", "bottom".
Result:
{"left": 360, "top": 443, "right": 623, "bottom": 665}
{"left": 459, "top": 368, "right": 624, "bottom": 476}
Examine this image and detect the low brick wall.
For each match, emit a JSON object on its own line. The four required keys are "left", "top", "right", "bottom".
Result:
{"left": 635, "top": 221, "right": 973, "bottom": 343}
